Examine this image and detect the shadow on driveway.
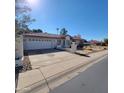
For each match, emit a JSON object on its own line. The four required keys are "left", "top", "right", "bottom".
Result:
{"left": 24, "top": 49, "right": 65, "bottom": 56}
{"left": 74, "top": 52, "right": 90, "bottom": 57}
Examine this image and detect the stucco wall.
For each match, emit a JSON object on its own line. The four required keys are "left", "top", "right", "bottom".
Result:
{"left": 15, "top": 35, "right": 23, "bottom": 58}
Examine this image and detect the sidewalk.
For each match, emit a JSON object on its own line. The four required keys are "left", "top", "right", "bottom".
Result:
{"left": 16, "top": 50, "right": 107, "bottom": 93}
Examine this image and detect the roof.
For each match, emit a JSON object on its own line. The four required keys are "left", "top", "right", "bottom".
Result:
{"left": 23, "top": 32, "right": 65, "bottom": 39}
{"left": 88, "top": 40, "right": 101, "bottom": 44}
{"left": 23, "top": 32, "right": 83, "bottom": 40}
{"left": 72, "top": 37, "right": 82, "bottom": 40}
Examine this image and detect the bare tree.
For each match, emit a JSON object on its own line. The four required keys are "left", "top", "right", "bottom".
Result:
{"left": 15, "top": 0, "right": 35, "bottom": 35}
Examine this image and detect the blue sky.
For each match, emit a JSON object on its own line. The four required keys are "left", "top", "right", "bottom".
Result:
{"left": 28, "top": 0, "right": 108, "bottom": 41}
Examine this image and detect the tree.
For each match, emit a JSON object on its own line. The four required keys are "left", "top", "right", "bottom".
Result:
{"left": 15, "top": 0, "right": 35, "bottom": 35}
{"left": 32, "top": 29, "right": 43, "bottom": 33}
{"left": 37, "top": 29, "right": 43, "bottom": 33}
{"left": 60, "top": 28, "right": 68, "bottom": 35}
{"left": 104, "top": 38, "right": 108, "bottom": 45}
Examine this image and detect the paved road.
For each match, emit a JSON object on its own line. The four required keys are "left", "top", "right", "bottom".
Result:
{"left": 50, "top": 56, "right": 108, "bottom": 93}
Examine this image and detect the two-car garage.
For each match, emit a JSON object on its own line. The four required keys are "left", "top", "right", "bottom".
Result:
{"left": 23, "top": 37, "right": 58, "bottom": 50}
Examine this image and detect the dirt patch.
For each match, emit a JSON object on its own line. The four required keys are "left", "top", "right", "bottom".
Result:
{"left": 21, "top": 56, "right": 32, "bottom": 72}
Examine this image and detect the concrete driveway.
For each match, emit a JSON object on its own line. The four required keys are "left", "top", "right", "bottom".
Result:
{"left": 28, "top": 49, "right": 81, "bottom": 69}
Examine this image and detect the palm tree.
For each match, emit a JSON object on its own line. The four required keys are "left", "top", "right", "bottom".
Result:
{"left": 60, "top": 28, "right": 68, "bottom": 35}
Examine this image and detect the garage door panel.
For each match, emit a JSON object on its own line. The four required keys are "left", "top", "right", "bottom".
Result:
{"left": 24, "top": 38, "right": 58, "bottom": 50}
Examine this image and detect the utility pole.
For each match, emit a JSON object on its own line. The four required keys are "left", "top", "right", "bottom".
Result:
{"left": 56, "top": 28, "right": 59, "bottom": 35}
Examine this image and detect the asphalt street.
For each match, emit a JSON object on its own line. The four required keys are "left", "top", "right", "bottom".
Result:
{"left": 50, "top": 56, "right": 108, "bottom": 93}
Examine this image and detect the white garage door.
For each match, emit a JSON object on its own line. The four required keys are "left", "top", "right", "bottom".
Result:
{"left": 24, "top": 38, "right": 57, "bottom": 50}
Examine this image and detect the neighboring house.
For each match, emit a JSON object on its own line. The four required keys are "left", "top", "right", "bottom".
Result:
{"left": 23, "top": 32, "right": 73, "bottom": 50}
{"left": 88, "top": 40, "right": 101, "bottom": 45}
{"left": 73, "top": 37, "right": 82, "bottom": 45}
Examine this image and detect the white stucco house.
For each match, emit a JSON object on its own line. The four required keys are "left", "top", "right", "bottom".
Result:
{"left": 23, "top": 32, "right": 81, "bottom": 50}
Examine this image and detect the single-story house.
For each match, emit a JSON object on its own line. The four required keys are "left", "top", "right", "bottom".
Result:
{"left": 23, "top": 32, "right": 83, "bottom": 50}
{"left": 23, "top": 32, "right": 81, "bottom": 50}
